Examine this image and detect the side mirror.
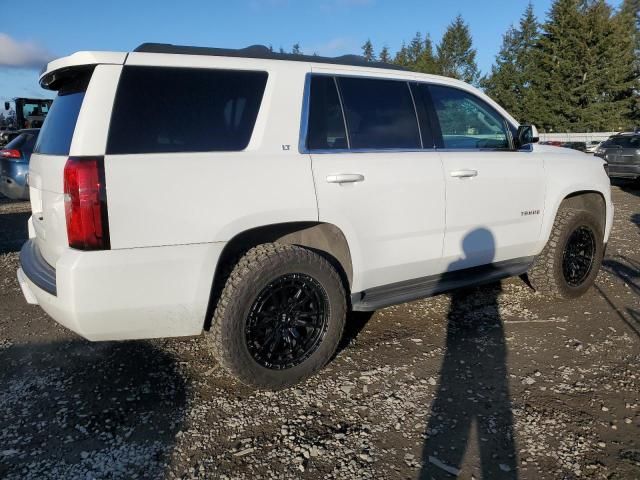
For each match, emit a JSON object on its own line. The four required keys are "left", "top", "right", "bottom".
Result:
{"left": 4, "top": 102, "right": 9, "bottom": 111}
{"left": 516, "top": 124, "right": 539, "bottom": 148}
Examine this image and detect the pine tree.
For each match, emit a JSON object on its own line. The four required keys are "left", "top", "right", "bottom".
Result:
{"left": 291, "top": 43, "right": 302, "bottom": 55}
{"left": 361, "top": 39, "right": 376, "bottom": 62}
{"left": 529, "top": 0, "right": 585, "bottom": 131}
{"left": 393, "top": 42, "right": 410, "bottom": 66}
{"left": 531, "top": 0, "right": 637, "bottom": 131}
{"left": 436, "top": 15, "right": 480, "bottom": 84}
{"left": 619, "top": 0, "right": 640, "bottom": 124}
{"left": 415, "top": 34, "right": 438, "bottom": 74}
{"left": 482, "top": 3, "right": 540, "bottom": 122}
{"left": 407, "top": 32, "right": 425, "bottom": 65}
{"left": 379, "top": 45, "right": 392, "bottom": 63}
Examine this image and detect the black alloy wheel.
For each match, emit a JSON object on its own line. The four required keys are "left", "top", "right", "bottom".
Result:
{"left": 245, "top": 273, "right": 330, "bottom": 370}
{"left": 562, "top": 225, "right": 596, "bottom": 288}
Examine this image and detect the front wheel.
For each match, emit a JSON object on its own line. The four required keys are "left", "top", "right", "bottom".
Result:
{"left": 527, "top": 207, "right": 604, "bottom": 299}
{"left": 207, "top": 243, "right": 347, "bottom": 389}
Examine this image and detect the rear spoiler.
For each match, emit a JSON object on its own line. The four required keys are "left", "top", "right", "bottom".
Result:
{"left": 39, "top": 51, "right": 127, "bottom": 90}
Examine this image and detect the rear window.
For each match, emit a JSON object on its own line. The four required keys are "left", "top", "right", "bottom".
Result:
{"left": 34, "top": 72, "right": 91, "bottom": 156}
{"left": 107, "top": 66, "right": 268, "bottom": 154}
{"left": 5, "top": 131, "right": 38, "bottom": 152}
{"left": 608, "top": 136, "right": 640, "bottom": 148}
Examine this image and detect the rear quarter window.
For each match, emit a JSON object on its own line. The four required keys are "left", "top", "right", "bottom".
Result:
{"left": 34, "top": 72, "right": 91, "bottom": 156}
{"left": 107, "top": 66, "right": 268, "bottom": 154}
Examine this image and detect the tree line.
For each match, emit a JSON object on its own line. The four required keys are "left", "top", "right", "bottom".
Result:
{"left": 285, "top": 0, "right": 639, "bottom": 133}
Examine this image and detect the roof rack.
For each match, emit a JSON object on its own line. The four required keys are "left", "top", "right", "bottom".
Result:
{"left": 134, "top": 43, "right": 408, "bottom": 72}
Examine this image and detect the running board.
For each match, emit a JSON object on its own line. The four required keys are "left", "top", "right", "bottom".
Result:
{"left": 350, "top": 257, "right": 534, "bottom": 311}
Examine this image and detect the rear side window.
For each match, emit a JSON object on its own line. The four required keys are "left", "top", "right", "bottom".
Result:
{"left": 34, "top": 72, "right": 91, "bottom": 156}
{"left": 337, "top": 77, "right": 421, "bottom": 150}
{"left": 107, "top": 67, "right": 268, "bottom": 154}
{"left": 307, "top": 76, "right": 348, "bottom": 150}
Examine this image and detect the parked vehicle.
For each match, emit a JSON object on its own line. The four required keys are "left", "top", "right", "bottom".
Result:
{"left": 0, "top": 129, "right": 39, "bottom": 199}
{"left": 0, "top": 129, "right": 20, "bottom": 148}
{"left": 561, "top": 141, "right": 587, "bottom": 152}
{"left": 594, "top": 132, "right": 640, "bottom": 181}
{"left": 3, "top": 98, "right": 52, "bottom": 130}
{"left": 585, "top": 141, "right": 602, "bottom": 154}
{"left": 17, "top": 44, "right": 613, "bottom": 389}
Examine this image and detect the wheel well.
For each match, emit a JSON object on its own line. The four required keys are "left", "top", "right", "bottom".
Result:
{"left": 560, "top": 191, "right": 606, "bottom": 231}
{"left": 203, "top": 222, "right": 353, "bottom": 330}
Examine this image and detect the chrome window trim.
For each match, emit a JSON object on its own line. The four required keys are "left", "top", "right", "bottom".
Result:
{"left": 334, "top": 77, "right": 351, "bottom": 150}
{"left": 309, "top": 148, "right": 436, "bottom": 154}
{"left": 407, "top": 82, "right": 424, "bottom": 149}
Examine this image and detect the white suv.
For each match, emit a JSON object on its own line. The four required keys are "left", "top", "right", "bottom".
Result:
{"left": 17, "top": 44, "right": 613, "bottom": 388}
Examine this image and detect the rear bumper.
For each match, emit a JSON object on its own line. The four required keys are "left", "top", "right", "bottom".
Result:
{"left": 607, "top": 164, "right": 640, "bottom": 178}
{"left": 18, "top": 239, "right": 225, "bottom": 341}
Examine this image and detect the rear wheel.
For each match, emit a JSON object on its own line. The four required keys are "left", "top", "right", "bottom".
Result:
{"left": 207, "top": 243, "right": 346, "bottom": 389}
{"left": 528, "top": 206, "right": 603, "bottom": 299}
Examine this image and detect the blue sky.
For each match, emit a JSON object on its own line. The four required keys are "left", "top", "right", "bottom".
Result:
{"left": 0, "top": 0, "right": 624, "bottom": 105}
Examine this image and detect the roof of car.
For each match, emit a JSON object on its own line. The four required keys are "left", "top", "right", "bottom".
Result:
{"left": 134, "top": 43, "right": 408, "bottom": 72}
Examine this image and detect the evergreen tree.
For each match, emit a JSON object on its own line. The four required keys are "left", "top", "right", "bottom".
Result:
{"left": 407, "top": 32, "right": 425, "bottom": 65}
{"left": 361, "top": 39, "right": 376, "bottom": 62}
{"left": 379, "top": 45, "right": 392, "bottom": 63}
{"left": 436, "top": 15, "right": 480, "bottom": 84}
{"left": 291, "top": 43, "right": 302, "bottom": 55}
{"left": 619, "top": 0, "right": 640, "bottom": 124}
{"left": 393, "top": 42, "right": 410, "bottom": 66}
{"left": 531, "top": 0, "right": 637, "bottom": 131}
{"left": 482, "top": 3, "right": 540, "bottom": 122}
{"left": 417, "top": 34, "right": 438, "bottom": 74}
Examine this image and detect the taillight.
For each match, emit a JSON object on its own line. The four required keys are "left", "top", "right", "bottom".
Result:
{"left": 0, "top": 149, "right": 21, "bottom": 159}
{"left": 63, "top": 157, "right": 110, "bottom": 250}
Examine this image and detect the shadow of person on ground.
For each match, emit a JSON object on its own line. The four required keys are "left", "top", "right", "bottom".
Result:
{"left": 420, "top": 228, "right": 518, "bottom": 479}
{"left": 599, "top": 254, "right": 640, "bottom": 338}
{"left": 0, "top": 340, "right": 187, "bottom": 479}
{"left": 610, "top": 178, "right": 640, "bottom": 199}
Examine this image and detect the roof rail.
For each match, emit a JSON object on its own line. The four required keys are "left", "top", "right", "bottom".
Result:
{"left": 134, "top": 43, "right": 408, "bottom": 71}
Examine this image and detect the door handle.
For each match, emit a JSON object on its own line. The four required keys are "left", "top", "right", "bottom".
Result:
{"left": 326, "top": 173, "right": 365, "bottom": 184}
{"left": 450, "top": 169, "right": 478, "bottom": 178}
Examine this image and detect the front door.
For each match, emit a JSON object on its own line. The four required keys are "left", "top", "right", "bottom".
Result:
{"left": 424, "top": 83, "right": 545, "bottom": 271}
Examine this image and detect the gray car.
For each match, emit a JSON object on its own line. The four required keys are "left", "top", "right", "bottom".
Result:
{"left": 595, "top": 132, "right": 640, "bottom": 181}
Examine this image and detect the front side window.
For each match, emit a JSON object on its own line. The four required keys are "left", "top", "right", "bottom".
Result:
{"left": 107, "top": 66, "right": 268, "bottom": 154}
{"left": 307, "top": 76, "right": 348, "bottom": 150}
{"left": 338, "top": 77, "right": 421, "bottom": 150}
{"left": 429, "top": 84, "right": 510, "bottom": 150}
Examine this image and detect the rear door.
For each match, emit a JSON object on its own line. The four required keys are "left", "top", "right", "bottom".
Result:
{"left": 307, "top": 74, "right": 445, "bottom": 292}
{"left": 423, "top": 83, "right": 545, "bottom": 270}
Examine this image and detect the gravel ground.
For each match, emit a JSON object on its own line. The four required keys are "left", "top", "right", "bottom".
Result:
{"left": 0, "top": 182, "right": 638, "bottom": 480}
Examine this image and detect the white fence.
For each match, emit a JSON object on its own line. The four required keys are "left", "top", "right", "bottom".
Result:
{"left": 538, "top": 132, "right": 617, "bottom": 143}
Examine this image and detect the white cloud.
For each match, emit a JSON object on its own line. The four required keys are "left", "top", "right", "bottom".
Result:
{"left": 0, "top": 33, "right": 54, "bottom": 69}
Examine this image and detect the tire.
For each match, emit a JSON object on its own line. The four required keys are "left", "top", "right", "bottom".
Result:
{"left": 528, "top": 206, "right": 604, "bottom": 299}
{"left": 207, "top": 243, "right": 347, "bottom": 389}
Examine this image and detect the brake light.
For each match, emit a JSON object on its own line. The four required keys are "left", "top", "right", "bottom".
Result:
{"left": 0, "top": 149, "right": 21, "bottom": 159}
{"left": 63, "top": 157, "right": 110, "bottom": 250}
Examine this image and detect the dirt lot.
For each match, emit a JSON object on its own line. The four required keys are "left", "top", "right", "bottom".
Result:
{"left": 0, "top": 183, "right": 638, "bottom": 480}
